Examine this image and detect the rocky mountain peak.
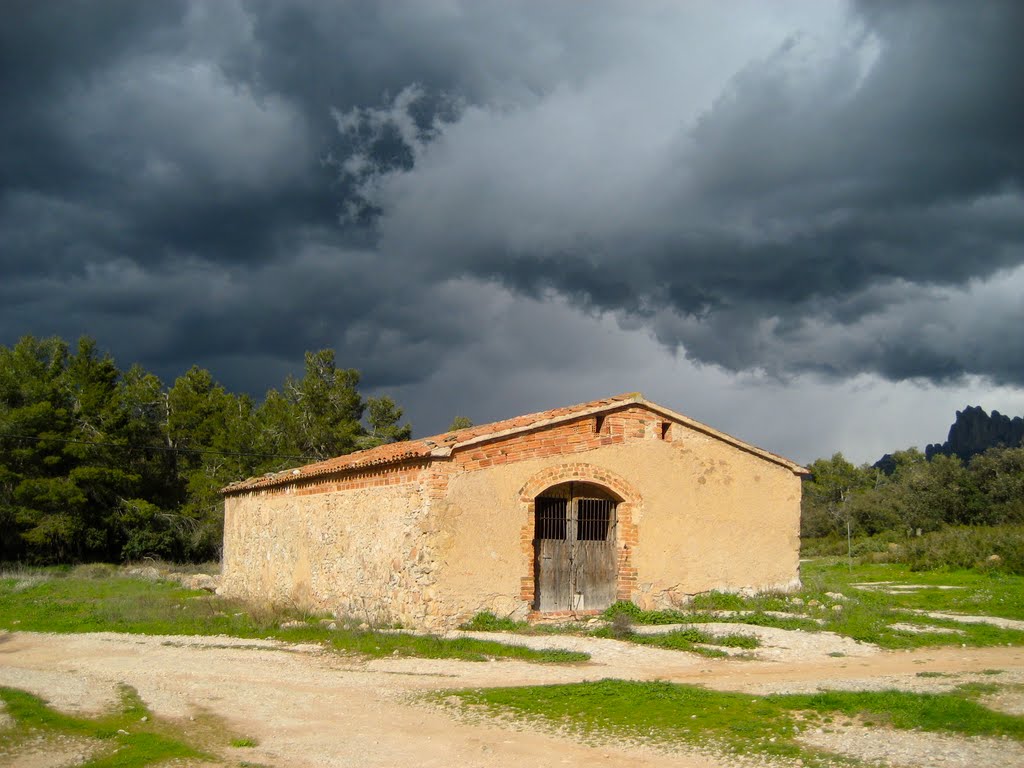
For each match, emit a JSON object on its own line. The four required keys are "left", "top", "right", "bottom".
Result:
{"left": 925, "top": 405, "right": 1024, "bottom": 462}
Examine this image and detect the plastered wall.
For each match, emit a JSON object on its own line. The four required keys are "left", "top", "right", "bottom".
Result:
{"left": 431, "top": 409, "right": 801, "bottom": 625}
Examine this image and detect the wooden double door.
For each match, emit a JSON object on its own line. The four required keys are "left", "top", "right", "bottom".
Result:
{"left": 533, "top": 483, "right": 617, "bottom": 612}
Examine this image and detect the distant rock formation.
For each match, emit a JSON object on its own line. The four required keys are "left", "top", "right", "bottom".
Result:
{"left": 925, "top": 405, "right": 1024, "bottom": 462}
{"left": 873, "top": 453, "right": 899, "bottom": 475}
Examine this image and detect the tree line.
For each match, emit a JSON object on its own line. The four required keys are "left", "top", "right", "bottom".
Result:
{"left": 802, "top": 446, "right": 1024, "bottom": 542}
{"left": 0, "top": 335, "right": 412, "bottom": 565}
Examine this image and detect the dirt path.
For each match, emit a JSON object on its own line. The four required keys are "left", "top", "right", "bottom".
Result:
{"left": 1, "top": 630, "right": 1023, "bottom": 767}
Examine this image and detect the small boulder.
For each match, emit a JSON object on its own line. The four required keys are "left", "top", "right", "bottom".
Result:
{"left": 188, "top": 574, "right": 220, "bottom": 592}
{"left": 125, "top": 566, "right": 160, "bottom": 582}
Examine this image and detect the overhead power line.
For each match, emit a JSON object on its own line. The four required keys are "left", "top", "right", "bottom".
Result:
{"left": 1, "top": 433, "right": 314, "bottom": 462}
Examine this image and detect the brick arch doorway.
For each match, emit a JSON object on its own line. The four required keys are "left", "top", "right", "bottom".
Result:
{"left": 533, "top": 481, "right": 619, "bottom": 612}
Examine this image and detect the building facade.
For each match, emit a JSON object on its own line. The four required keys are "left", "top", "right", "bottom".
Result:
{"left": 220, "top": 394, "right": 808, "bottom": 629}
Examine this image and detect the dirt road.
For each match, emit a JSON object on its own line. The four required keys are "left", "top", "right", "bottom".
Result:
{"left": 1, "top": 630, "right": 1022, "bottom": 767}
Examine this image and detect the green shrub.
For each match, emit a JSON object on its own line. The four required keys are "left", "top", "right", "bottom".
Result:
{"left": 609, "top": 611, "right": 634, "bottom": 638}
{"left": 849, "top": 529, "right": 904, "bottom": 557}
{"left": 71, "top": 562, "right": 118, "bottom": 579}
{"left": 457, "top": 611, "right": 527, "bottom": 632}
{"left": 690, "top": 591, "right": 747, "bottom": 611}
{"left": 901, "top": 525, "right": 1024, "bottom": 573}
{"left": 800, "top": 535, "right": 849, "bottom": 557}
{"left": 603, "top": 600, "right": 643, "bottom": 619}
{"left": 803, "top": 525, "right": 1024, "bottom": 574}
{"left": 601, "top": 601, "right": 689, "bottom": 625}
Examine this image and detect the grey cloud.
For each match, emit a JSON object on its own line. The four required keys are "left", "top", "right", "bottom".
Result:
{"left": 2, "top": 0, "right": 1023, "bottom": 445}
{"left": 342, "top": 1, "right": 1024, "bottom": 385}
{"left": 0, "top": 222, "right": 485, "bottom": 394}
{"left": 646, "top": 265, "right": 1024, "bottom": 385}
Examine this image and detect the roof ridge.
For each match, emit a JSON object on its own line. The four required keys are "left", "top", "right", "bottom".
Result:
{"left": 222, "top": 392, "right": 807, "bottom": 494}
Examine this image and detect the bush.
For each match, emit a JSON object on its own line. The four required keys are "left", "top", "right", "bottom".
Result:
{"left": 602, "top": 600, "right": 644, "bottom": 620}
{"left": 602, "top": 601, "right": 690, "bottom": 625}
{"left": 458, "top": 611, "right": 526, "bottom": 632}
{"left": 800, "top": 535, "right": 849, "bottom": 557}
{"left": 70, "top": 562, "right": 118, "bottom": 579}
{"left": 609, "top": 611, "right": 634, "bottom": 638}
{"left": 849, "top": 529, "right": 904, "bottom": 557}
{"left": 804, "top": 525, "right": 1024, "bottom": 574}
{"left": 690, "top": 591, "right": 747, "bottom": 611}
{"left": 900, "top": 526, "right": 1024, "bottom": 574}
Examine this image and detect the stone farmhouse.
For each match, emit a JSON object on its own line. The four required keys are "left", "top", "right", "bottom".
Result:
{"left": 220, "top": 393, "right": 808, "bottom": 629}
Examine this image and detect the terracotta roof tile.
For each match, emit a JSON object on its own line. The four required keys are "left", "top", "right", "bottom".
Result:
{"left": 222, "top": 392, "right": 807, "bottom": 494}
{"left": 222, "top": 394, "right": 637, "bottom": 493}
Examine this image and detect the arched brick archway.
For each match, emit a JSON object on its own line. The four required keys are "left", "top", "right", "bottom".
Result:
{"left": 518, "top": 463, "right": 640, "bottom": 614}
{"left": 518, "top": 462, "right": 641, "bottom": 505}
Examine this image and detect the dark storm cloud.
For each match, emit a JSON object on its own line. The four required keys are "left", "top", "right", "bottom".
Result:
{"left": 344, "top": 0, "right": 1024, "bottom": 384}
{"left": 1, "top": 0, "right": 612, "bottom": 392}
{"left": 2, "top": 0, "right": 1023, "bottom": 406}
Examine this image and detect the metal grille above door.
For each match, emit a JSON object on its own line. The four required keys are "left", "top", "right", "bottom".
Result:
{"left": 535, "top": 496, "right": 568, "bottom": 540}
{"left": 577, "top": 498, "right": 614, "bottom": 541}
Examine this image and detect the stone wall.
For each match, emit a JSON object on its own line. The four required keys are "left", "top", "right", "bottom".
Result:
{"left": 221, "top": 463, "right": 449, "bottom": 628}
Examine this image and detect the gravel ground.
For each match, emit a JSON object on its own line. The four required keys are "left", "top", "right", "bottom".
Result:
{"left": 0, "top": 628, "right": 1022, "bottom": 768}
{"left": 799, "top": 725, "right": 1024, "bottom": 768}
{"left": 898, "top": 611, "right": 1024, "bottom": 631}
{"left": 1, "top": 735, "right": 100, "bottom": 768}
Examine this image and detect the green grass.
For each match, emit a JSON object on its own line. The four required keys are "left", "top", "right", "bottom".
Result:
{"left": 5, "top": 557, "right": 1019, "bottom": 658}
{"left": 800, "top": 559, "right": 1024, "bottom": 649}
{"left": 0, "top": 684, "right": 209, "bottom": 767}
{"left": 459, "top": 611, "right": 529, "bottom": 632}
{"left": 590, "top": 625, "right": 758, "bottom": 658}
{"left": 314, "top": 629, "right": 588, "bottom": 663}
{"left": 0, "top": 569, "right": 588, "bottom": 664}
{"left": 784, "top": 686, "right": 1016, "bottom": 736}
{"left": 602, "top": 597, "right": 819, "bottom": 631}
{"left": 445, "top": 679, "right": 1024, "bottom": 766}
{"left": 231, "top": 737, "right": 259, "bottom": 747}
{"left": 456, "top": 557, "right": 1024, "bottom": 654}
{"left": 595, "top": 560, "right": 1024, "bottom": 651}
{"left": 803, "top": 558, "right": 1024, "bottom": 620}
{"left": 460, "top": 605, "right": 761, "bottom": 659}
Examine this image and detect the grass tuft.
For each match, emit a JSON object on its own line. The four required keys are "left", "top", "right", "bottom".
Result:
{"left": 458, "top": 611, "right": 528, "bottom": 632}
{"left": 444, "top": 679, "right": 1024, "bottom": 766}
{"left": 0, "top": 684, "right": 211, "bottom": 768}
{"left": 590, "top": 625, "right": 758, "bottom": 657}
